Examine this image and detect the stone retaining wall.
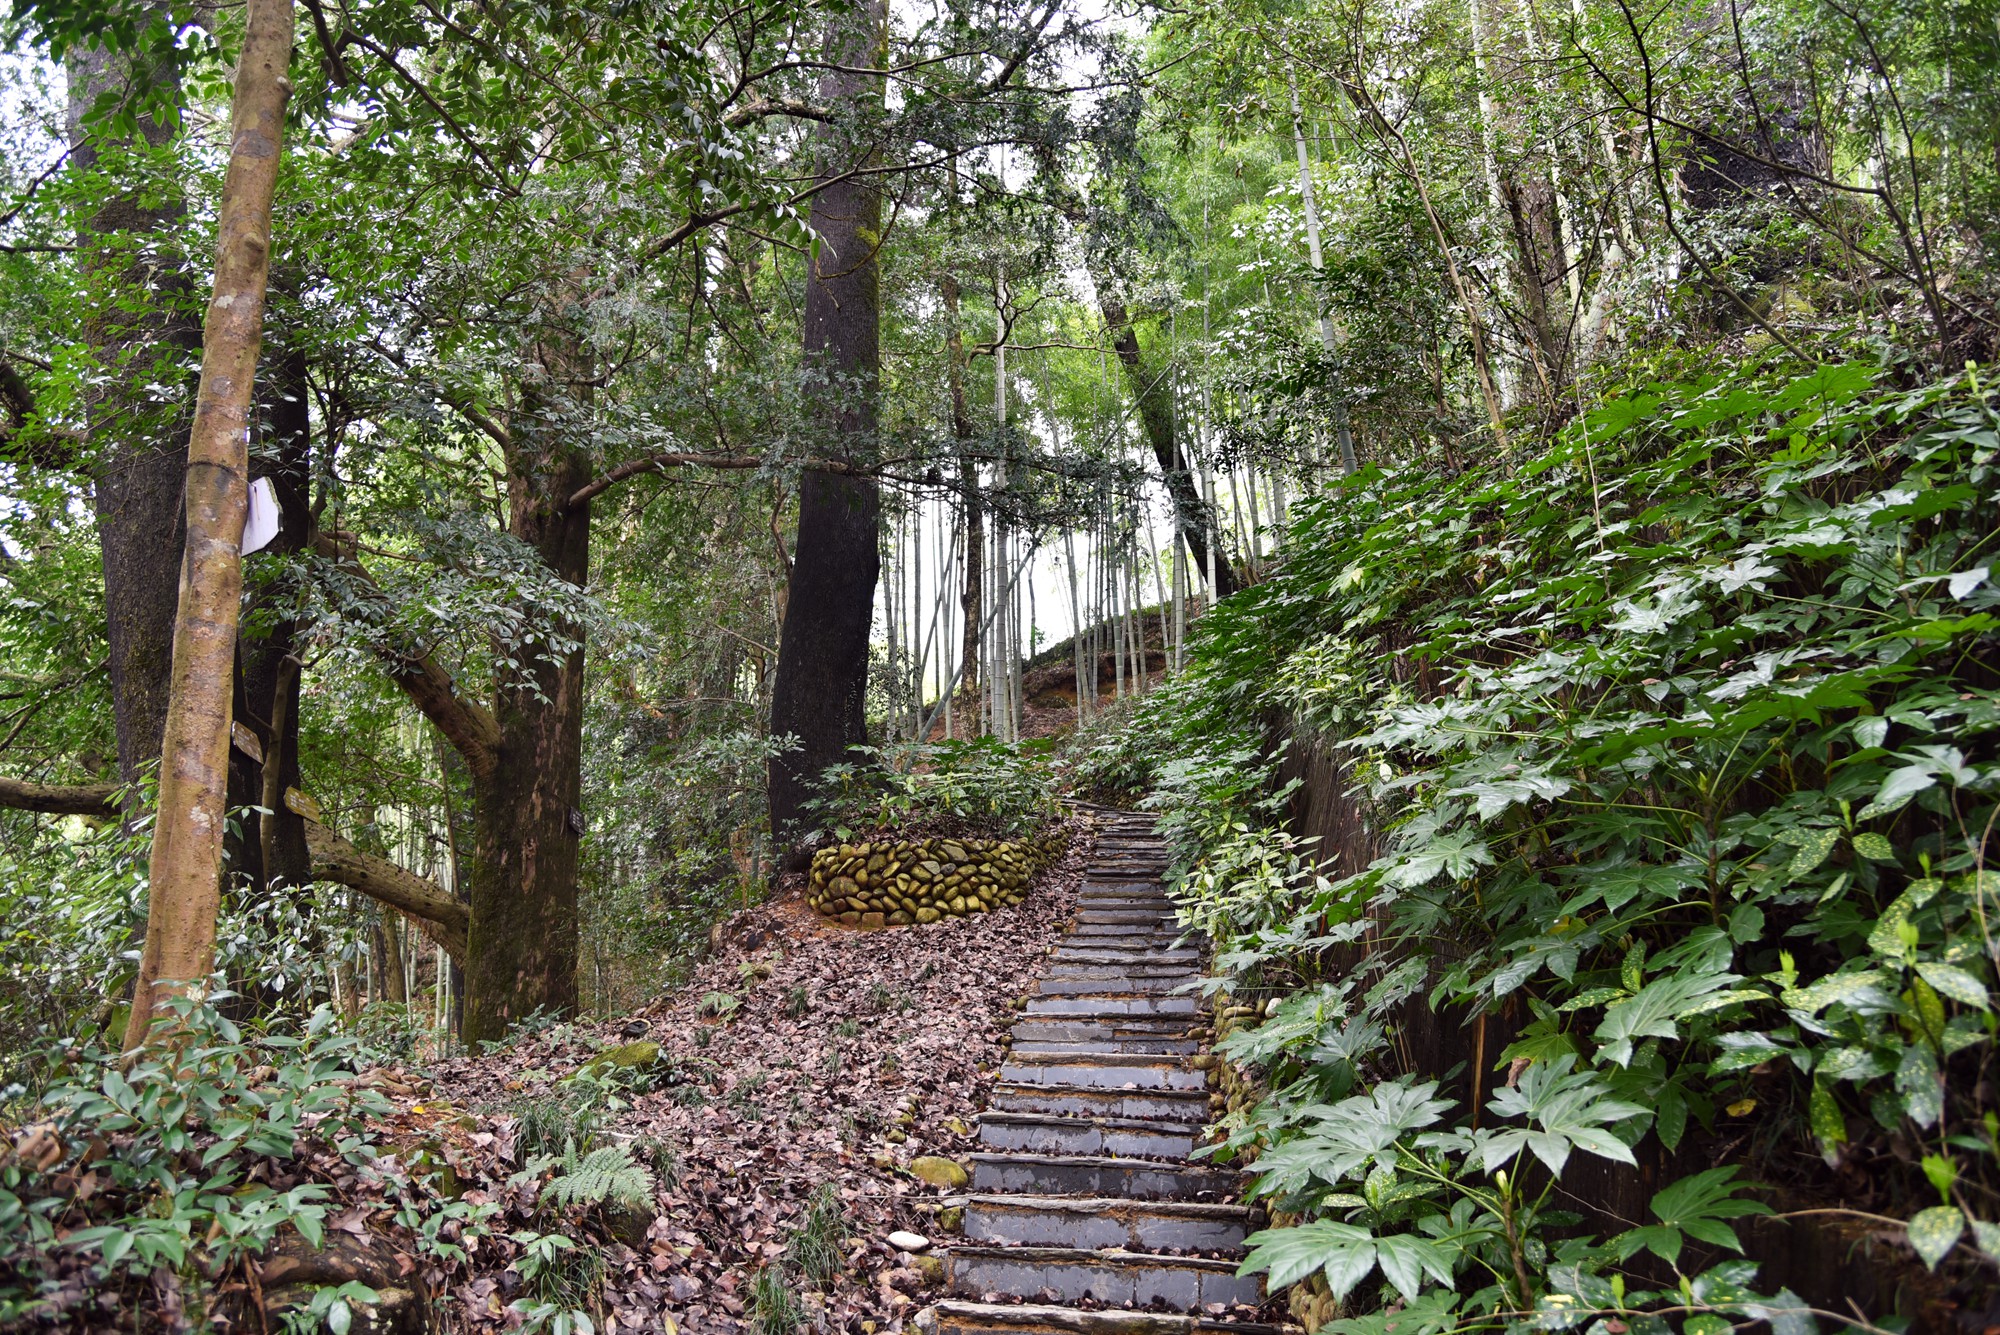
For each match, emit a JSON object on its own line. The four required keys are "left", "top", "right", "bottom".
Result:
{"left": 807, "top": 832, "right": 1067, "bottom": 926}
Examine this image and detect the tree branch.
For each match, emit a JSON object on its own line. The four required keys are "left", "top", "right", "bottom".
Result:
{"left": 566, "top": 451, "right": 857, "bottom": 510}
{"left": 722, "top": 97, "right": 833, "bottom": 127}
{"left": 303, "top": 818, "right": 468, "bottom": 962}
{"left": 311, "top": 533, "right": 502, "bottom": 780}
{"left": 0, "top": 775, "right": 119, "bottom": 819}
{"left": 0, "top": 354, "right": 82, "bottom": 470}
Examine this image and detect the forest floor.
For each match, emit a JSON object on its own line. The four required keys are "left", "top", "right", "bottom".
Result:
{"left": 326, "top": 814, "right": 1097, "bottom": 1334}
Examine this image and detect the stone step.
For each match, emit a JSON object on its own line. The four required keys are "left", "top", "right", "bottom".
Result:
{"left": 1036, "top": 975, "right": 1190, "bottom": 996}
{"left": 1065, "top": 928, "right": 1182, "bottom": 944}
{"left": 1009, "top": 1036, "right": 1198, "bottom": 1057}
{"left": 1024, "top": 994, "right": 1197, "bottom": 1017}
{"left": 966, "top": 1152, "right": 1238, "bottom": 1200}
{"left": 978, "top": 1110, "right": 1200, "bottom": 1158}
{"left": 1044, "top": 963, "right": 1196, "bottom": 982}
{"left": 989, "top": 1082, "right": 1211, "bottom": 1123}
{"left": 932, "top": 1301, "right": 1289, "bottom": 1335}
{"left": 1076, "top": 909, "right": 1175, "bottom": 925}
{"left": 1011, "top": 1017, "right": 1195, "bottom": 1043}
{"left": 1073, "top": 897, "right": 1173, "bottom": 911}
{"left": 946, "top": 1246, "right": 1263, "bottom": 1309}
{"left": 961, "top": 1195, "right": 1254, "bottom": 1253}
{"left": 1000, "top": 1054, "right": 1204, "bottom": 1091}
{"left": 1051, "top": 947, "right": 1200, "bottom": 965}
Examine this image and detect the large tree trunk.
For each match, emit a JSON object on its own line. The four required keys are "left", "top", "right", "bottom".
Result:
{"left": 462, "top": 444, "right": 590, "bottom": 1043}
{"left": 767, "top": 6, "right": 886, "bottom": 846}
{"left": 66, "top": 4, "right": 201, "bottom": 810}
{"left": 125, "top": 0, "right": 295, "bottom": 1049}
{"left": 1096, "top": 293, "right": 1241, "bottom": 599}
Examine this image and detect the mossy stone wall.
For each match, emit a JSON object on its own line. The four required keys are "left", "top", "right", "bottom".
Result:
{"left": 807, "top": 832, "right": 1066, "bottom": 927}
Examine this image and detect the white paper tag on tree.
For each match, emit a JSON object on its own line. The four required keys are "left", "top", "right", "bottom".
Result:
{"left": 243, "top": 476, "right": 281, "bottom": 554}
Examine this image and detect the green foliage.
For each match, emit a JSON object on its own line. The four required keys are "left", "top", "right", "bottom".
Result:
{"left": 1055, "top": 699, "right": 1162, "bottom": 802}
{"left": 508, "top": 1229, "right": 605, "bottom": 1335}
{"left": 278, "top": 1281, "right": 383, "bottom": 1335}
{"left": 750, "top": 1263, "right": 804, "bottom": 1335}
{"left": 786, "top": 1182, "right": 849, "bottom": 1290}
{"left": 809, "top": 738, "right": 1060, "bottom": 841}
{"left": 536, "top": 1144, "right": 654, "bottom": 1213}
{"left": 1151, "top": 361, "right": 2000, "bottom": 1326}
{"left": 0, "top": 995, "right": 390, "bottom": 1315}
{"left": 699, "top": 990, "right": 743, "bottom": 1019}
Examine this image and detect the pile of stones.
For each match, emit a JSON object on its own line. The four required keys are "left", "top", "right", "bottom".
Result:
{"left": 807, "top": 831, "right": 1067, "bottom": 927}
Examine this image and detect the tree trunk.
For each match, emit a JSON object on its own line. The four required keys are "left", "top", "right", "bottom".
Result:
{"left": 228, "top": 343, "right": 314, "bottom": 893}
{"left": 66, "top": 4, "right": 201, "bottom": 812}
{"left": 941, "top": 273, "right": 983, "bottom": 701}
{"left": 125, "top": 0, "right": 295, "bottom": 1049}
{"left": 1287, "top": 67, "right": 1358, "bottom": 475}
{"left": 461, "top": 342, "right": 592, "bottom": 1044}
{"left": 1096, "top": 293, "right": 1241, "bottom": 598}
{"left": 767, "top": 5, "right": 886, "bottom": 846}
{"left": 378, "top": 914, "right": 408, "bottom": 1005}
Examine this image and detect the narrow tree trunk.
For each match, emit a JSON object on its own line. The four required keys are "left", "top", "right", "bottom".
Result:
{"left": 1095, "top": 294, "right": 1241, "bottom": 598}
{"left": 1287, "top": 67, "right": 1358, "bottom": 475}
{"left": 768, "top": 3, "right": 886, "bottom": 845}
{"left": 379, "top": 914, "right": 408, "bottom": 1005}
{"left": 1468, "top": 0, "right": 1522, "bottom": 409}
{"left": 231, "top": 342, "right": 313, "bottom": 892}
{"left": 124, "top": 0, "right": 295, "bottom": 1049}
{"left": 941, "top": 273, "right": 983, "bottom": 704}
{"left": 66, "top": 3, "right": 201, "bottom": 812}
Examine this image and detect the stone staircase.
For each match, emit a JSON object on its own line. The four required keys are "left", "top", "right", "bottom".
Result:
{"left": 925, "top": 812, "right": 1290, "bottom": 1335}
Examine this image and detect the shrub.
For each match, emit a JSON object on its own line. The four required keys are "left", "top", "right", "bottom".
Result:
{"left": 807, "top": 737, "right": 1060, "bottom": 841}
{"left": 1160, "top": 362, "right": 2000, "bottom": 1327}
{"left": 0, "top": 995, "right": 391, "bottom": 1321}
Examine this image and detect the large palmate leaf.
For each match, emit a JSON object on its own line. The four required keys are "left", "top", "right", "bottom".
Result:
{"left": 1238, "top": 1220, "right": 1456, "bottom": 1303}
{"left": 1594, "top": 970, "right": 1745, "bottom": 1066}
{"left": 1611, "top": 1167, "right": 1773, "bottom": 1265}
{"left": 1249, "top": 1080, "right": 1456, "bottom": 1198}
{"left": 1477, "top": 1056, "right": 1647, "bottom": 1176}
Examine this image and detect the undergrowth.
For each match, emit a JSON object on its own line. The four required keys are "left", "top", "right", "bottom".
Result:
{"left": 1107, "top": 358, "right": 2000, "bottom": 1331}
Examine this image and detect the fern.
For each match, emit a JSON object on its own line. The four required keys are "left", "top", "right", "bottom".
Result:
{"left": 539, "top": 1142, "right": 654, "bottom": 1212}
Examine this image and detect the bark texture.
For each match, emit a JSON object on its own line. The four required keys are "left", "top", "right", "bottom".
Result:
{"left": 303, "top": 819, "right": 469, "bottom": 962}
{"left": 228, "top": 344, "right": 314, "bottom": 892}
{"left": 67, "top": 5, "right": 202, "bottom": 806}
{"left": 125, "top": 0, "right": 295, "bottom": 1049}
{"left": 0, "top": 776, "right": 119, "bottom": 818}
{"left": 767, "top": 7, "right": 887, "bottom": 844}
{"left": 462, "top": 371, "right": 591, "bottom": 1043}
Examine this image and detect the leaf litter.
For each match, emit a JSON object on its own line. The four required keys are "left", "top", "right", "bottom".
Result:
{"left": 402, "top": 813, "right": 1094, "bottom": 1334}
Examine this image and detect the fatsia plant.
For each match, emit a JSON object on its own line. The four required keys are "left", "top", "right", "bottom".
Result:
{"left": 1135, "top": 357, "right": 2000, "bottom": 1327}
